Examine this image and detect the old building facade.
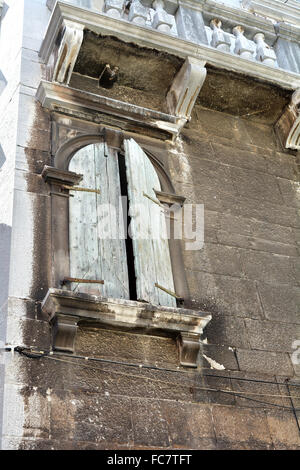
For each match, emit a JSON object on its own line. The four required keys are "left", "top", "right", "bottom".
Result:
{"left": 0, "top": 0, "right": 300, "bottom": 450}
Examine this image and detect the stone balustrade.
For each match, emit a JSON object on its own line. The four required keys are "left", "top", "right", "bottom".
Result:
{"left": 205, "top": 20, "right": 277, "bottom": 67}
{"left": 103, "top": 0, "right": 177, "bottom": 35}
{"left": 44, "top": 0, "right": 300, "bottom": 83}
{"left": 101, "top": 0, "right": 278, "bottom": 67}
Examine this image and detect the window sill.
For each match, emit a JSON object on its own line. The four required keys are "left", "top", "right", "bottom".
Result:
{"left": 42, "top": 288, "right": 212, "bottom": 368}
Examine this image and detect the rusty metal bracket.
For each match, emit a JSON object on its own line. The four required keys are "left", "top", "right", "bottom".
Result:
{"left": 143, "top": 192, "right": 177, "bottom": 219}
{"left": 155, "top": 282, "right": 183, "bottom": 300}
{"left": 62, "top": 277, "right": 105, "bottom": 285}
{"left": 62, "top": 185, "right": 101, "bottom": 195}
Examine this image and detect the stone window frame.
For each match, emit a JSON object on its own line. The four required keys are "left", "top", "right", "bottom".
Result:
{"left": 42, "top": 127, "right": 190, "bottom": 305}
{"left": 41, "top": 123, "right": 212, "bottom": 368}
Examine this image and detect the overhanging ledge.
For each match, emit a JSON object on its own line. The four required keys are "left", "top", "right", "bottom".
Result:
{"left": 36, "top": 80, "right": 184, "bottom": 138}
{"left": 42, "top": 288, "right": 212, "bottom": 368}
{"left": 40, "top": 0, "right": 300, "bottom": 90}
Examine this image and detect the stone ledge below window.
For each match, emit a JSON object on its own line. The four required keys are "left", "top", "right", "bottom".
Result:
{"left": 42, "top": 288, "right": 212, "bottom": 368}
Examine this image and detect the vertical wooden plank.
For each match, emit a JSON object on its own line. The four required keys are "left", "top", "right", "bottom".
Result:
{"left": 69, "top": 144, "right": 101, "bottom": 295}
{"left": 124, "top": 138, "right": 176, "bottom": 307}
{"left": 94, "top": 144, "right": 129, "bottom": 299}
{"left": 124, "top": 139, "right": 158, "bottom": 304}
{"left": 69, "top": 142, "right": 129, "bottom": 299}
{"left": 143, "top": 152, "right": 176, "bottom": 307}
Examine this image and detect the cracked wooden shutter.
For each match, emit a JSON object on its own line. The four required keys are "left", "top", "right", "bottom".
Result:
{"left": 69, "top": 142, "right": 129, "bottom": 299}
{"left": 124, "top": 138, "right": 176, "bottom": 307}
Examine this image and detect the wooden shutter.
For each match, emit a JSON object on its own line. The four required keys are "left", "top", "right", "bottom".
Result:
{"left": 124, "top": 138, "right": 176, "bottom": 307}
{"left": 69, "top": 142, "right": 129, "bottom": 299}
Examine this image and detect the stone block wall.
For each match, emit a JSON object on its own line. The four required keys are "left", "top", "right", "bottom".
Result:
{"left": 2, "top": 101, "right": 300, "bottom": 450}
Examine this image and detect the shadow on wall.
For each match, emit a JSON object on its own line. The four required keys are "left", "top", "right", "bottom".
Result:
{"left": 0, "top": 71, "right": 7, "bottom": 96}
{"left": 0, "top": 223, "right": 11, "bottom": 341}
{"left": 0, "top": 145, "right": 6, "bottom": 169}
{"left": 0, "top": 223, "right": 11, "bottom": 450}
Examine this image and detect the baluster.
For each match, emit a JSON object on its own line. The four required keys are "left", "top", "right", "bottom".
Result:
{"left": 233, "top": 26, "right": 254, "bottom": 60}
{"left": 104, "top": 0, "right": 125, "bottom": 19}
{"left": 152, "top": 0, "right": 173, "bottom": 33}
{"left": 253, "top": 33, "right": 277, "bottom": 66}
{"left": 128, "top": 0, "right": 149, "bottom": 26}
{"left": 210, "top": 19, "right": 231, "bottom": 53}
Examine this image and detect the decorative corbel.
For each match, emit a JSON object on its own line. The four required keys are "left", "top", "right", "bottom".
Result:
{"left": 166, "top": 57, "right": 207, "bottom": 126}
{"left": 42, "top": 165, "right": 83, "bottom": 189}
{"left": 52, "top": 314, "right": 80, "bottom": 352}
{"left": 275, "top": 89, "right": 300, "bottom": 150}
{"left": 52, "top": 20, "right": 84, "bottom": 85}
{"left": 177, "top": 332, "right": 202, "bottom": 368}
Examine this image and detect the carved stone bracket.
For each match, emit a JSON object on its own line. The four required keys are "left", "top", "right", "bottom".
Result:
{"left": 166, "top": 57, "right": 207, "bottom": 122}
{"left": 42, "top": 288, "right": 212, "bottom": 367}
{"left": 42, "top": 165, "right": 83, "bottom": 186}
{"left": 52, "top": 314, "right": 80, "bottom": 353}
{"left": 52, "top": 20, "right": 84, "bottom": 85}
{"left": 275, "top": 88, "right": 300, "bottom": 150}
{"left": 177, "top": 332, "right": 202, "bottom": 368}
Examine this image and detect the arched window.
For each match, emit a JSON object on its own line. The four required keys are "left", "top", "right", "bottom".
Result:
{"left": 42, "top": 131, "right": 211, "bottom": 366}
{"left": 67, "top": 138, "right": 177, "bottom": 307}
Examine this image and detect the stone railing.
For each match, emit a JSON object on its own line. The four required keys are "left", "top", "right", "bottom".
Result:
{"left": 205, "top": 19, "right": 277, "bottom": 67}
{"left": 46, "top": 0, "right": 300, "bottom": 73}
{"left": 104, "top": 0, "right": 178, "bottom": 35}
{"left": 54, "top": 0, "right": 279, "bottom": 67}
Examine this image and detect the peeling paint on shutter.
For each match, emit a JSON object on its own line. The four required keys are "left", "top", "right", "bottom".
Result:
{"left": 69, "top": 142, "right": 129, "bottom": 299}
{"left": 124, "top": 138, "right": 176, "bottom": 307}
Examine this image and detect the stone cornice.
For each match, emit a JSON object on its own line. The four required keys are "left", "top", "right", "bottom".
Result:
{"left": 241, "top": 0, "right": 300, "bottom": 26}
{"left": 36, "top": 80, "right": 183, "bottom": 138}
{"left": 275, "top": 21, "right": 300, "bottom": 43}
{"left": 42, "top": 165, "right": 83, "bottom": 186}
{"left": 40, "top": 1, "right": 300, "bottom": 90}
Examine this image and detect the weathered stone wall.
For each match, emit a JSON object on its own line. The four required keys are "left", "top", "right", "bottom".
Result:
{"left": 1, "top": 0, "right": 300, "bottom": 451}
{"left": 2, "top": 103, "right": 300, "bottom": 450}
{"left": 172, "top": 104, "right": 300, "bottom": 379}
{"left": 0, "top": 0, "right": 25, "bottom": 444}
